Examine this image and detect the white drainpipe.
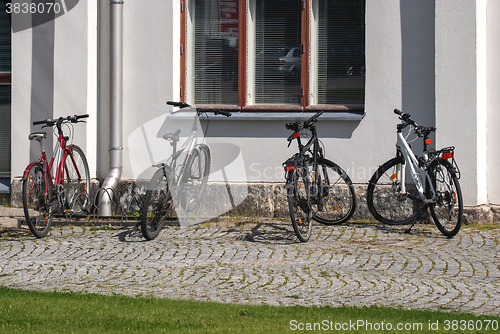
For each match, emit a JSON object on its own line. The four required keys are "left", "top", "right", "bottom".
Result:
{"left": 99, "top": 0, "right": 124, "bottom": 216}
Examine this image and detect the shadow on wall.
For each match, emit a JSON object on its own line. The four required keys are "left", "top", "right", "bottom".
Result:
{"left": 197, "top": 118, "right": 362, "bottom": 139}
{"left": 10, "top": 0, "right": 80, "bottom": 32}
{"left": 127, "top": 108, "right": 249, "bottom": 226}
{"left": 400, "top": 0, "right": 435, "bottom": 132}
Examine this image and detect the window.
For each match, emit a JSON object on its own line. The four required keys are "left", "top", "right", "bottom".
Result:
{"left": 190, "top": 0, "right": 239, "bottom": 105}
{"left": 181, "top": 0, "right": 365, "bottom": 110}
{"left": 254, "top": 0, "right": 301, "bottom": 105}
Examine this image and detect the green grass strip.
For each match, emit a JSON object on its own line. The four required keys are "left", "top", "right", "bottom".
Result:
{"left": 0, "top": 287, "right": 498, "bottom": 333}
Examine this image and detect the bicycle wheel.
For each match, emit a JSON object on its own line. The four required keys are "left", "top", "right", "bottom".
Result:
{"left": 141, "top": 168, "right": 175, "bottom": 240}
{"left": 63, "top": 145, "right": 90, "bottom": 216}
{"left": 287, "top": 168, "right": 312, "bottom": 242}
{"left": 313, "top": 159, "right": 356, "bottom": 225}
{"left": 22, "top": 163, "right": 53, "bottom": 238}
{"left": 367, "top": 156, "right": 423, "bottom": 225}
{"left": 429, "top": 159, "right": 463, "bottom": 237}
{"left": 180, "top": 144, "right": 210, "bottom": 212}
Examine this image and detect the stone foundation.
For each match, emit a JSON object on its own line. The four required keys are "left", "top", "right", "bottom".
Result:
{"left": 9, "top": 177, "right": 500, "bottom": 225}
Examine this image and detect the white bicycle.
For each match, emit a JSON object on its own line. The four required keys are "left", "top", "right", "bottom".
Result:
{"left": 367, "top": 109, "right": 463, "bottom": 237}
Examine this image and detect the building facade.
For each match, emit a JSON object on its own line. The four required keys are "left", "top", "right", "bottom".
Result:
{"left": 9, "top": 0, "right": 500, "bottom": 222}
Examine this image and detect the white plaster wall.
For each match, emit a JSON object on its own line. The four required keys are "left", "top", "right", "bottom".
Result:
{"left": 120, "top": 0, "right": 410, "bottom": 186}
{"left": 117, "top": 0, "right": 176, "bottom": 180}
{"left": 12, "top": 0, "right": 488, "bottom": 208}
{"left": 10, "top": 22, "right": 32, "bottom": 180}
{"left": 53, "top": 0, "right": 91, "bottom": 170}
{"left": 11, "top": 1, "right": 93, "bottom": 180}
{"left": 435, "top": 0, "right": 484, "bottom": 206}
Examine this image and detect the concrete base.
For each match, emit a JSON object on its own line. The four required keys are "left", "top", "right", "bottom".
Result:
{"left": 9, "top": 177, "right": 500, "bottom": 225}
{"left": 10, "top": 177, "right": 101, "bottom": 211}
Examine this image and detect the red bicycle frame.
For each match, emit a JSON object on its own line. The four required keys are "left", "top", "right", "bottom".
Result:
{"left": 24, "top": 131, "right": 81, "bottom": 201}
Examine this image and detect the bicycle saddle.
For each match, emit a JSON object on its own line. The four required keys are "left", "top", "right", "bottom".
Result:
{"left": 28, "top": 132, "right": 47, "bottom": 142}
{"left": 162, "top": 129, "right": 181, "bottom": 142}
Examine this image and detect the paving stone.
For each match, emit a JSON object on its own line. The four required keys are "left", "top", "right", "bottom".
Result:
{"left": 0, "top": 219, "right": 499, "bottom": 315}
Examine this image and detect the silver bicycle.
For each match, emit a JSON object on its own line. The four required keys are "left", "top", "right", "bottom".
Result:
{"left": 367, "top": 109, "right": 463, "bottom": 237}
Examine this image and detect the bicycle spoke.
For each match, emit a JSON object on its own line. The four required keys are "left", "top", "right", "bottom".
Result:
{"left": 429, "top": 159, "right": 463, "bottom": 237}
{"left": 23, "top": 163, "right": 53, "bottom": 238}
{"left": 288, "top": 169, "right": 312, "bottom": 242}
{"left": 367, "top": 157, "right": 423, "bottom": 225}
{"left": 141, "top": 169, "right": 176, "bottom": 240}
{"left": 313, "top": 161, "right": 356, "bottom": 225}
{"left": 180, "top": 144, "right": 210, "bottom": 213}
{"left": 63, "top": 146, "right": 90, "bottom": 215}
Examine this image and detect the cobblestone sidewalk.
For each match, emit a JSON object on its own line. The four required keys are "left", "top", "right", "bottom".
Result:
{"left": 0, "top": 218, "right": 499, "bottom": 316}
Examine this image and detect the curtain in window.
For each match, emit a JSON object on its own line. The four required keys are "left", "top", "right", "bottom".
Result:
{"left": 194, "top": 0, "right": 239, "bottom": 105}
{"left": 317, "top": 0, "right": 365, "bottom": 105}
{"left": 255, "top": 0, "right": 301, "bottom": 105}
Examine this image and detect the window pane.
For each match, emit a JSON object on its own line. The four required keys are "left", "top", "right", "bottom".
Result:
{"left": 318, "top": 0, "right": 365, "bottom": 105}
{"left": 194, "top": 0, "right": 238, "bottom": 105}
{"left": 255, "top": 0, "right": 301, "bottom": 105}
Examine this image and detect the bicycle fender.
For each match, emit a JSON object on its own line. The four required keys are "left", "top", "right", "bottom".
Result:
{"left": 432, "top": 158, "right": 458, "bottom": 175}
{"left": 284, "top": 171, "right": 295, "bottom": 192}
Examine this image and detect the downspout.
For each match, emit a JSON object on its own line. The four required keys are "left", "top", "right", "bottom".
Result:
{"left": 99, "top": 0, "right": 124, "bottom": 216}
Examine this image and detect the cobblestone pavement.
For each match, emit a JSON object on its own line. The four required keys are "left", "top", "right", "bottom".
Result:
{"left": 1, "top": 218, "right": 499, "bottom": 316}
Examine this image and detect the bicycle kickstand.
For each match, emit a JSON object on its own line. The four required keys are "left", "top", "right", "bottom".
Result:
{"left": 404, "top": 217, "right": 418, "bottom": 234}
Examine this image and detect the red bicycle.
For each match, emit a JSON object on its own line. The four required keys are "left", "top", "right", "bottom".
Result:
{"left": 22, "top": 114, "right": 90, "bottom": 238}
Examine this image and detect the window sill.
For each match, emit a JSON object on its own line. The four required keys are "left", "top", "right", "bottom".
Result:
{"left": 171, "top": 105, "right": 365, "bottom": 121}
{"left": 215, "top": 111, "right": 365, "bottom": 121}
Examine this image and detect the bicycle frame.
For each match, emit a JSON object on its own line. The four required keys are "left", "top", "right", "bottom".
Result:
{"left": 396, "top": 131, "right": 437, "bottom": 203}
{"left": 25, "top": 129, "right": 81, "bottom": 201}
{"left": 285, "top": 125, "right": 326, "bottom": 202}
{"left": 164, "top": 115, "right": 201, "bottom": 189}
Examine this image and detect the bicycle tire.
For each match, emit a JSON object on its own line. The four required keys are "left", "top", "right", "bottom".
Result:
{"left": 22, "top": 163, "right": 53, "bottom": 238}
{"left": 429, "top": 159, "right": 463, "bottom": 237}
{"left": 180, "top": 144, "right": 210, "bottom": 212}
{"left": 141, "top": 168, "right": 175, "bottom": 240}
{"left": 287, "top": 169, "right": 312, "bottom": 242}
{"left": 62, "top": 145, "right": 90, "bottom": 216}
{"left": 367, "top": 156, "right": 424, "bottom": 225}
{"left": 313, "top": 159, "right": 356, "bottom": 225}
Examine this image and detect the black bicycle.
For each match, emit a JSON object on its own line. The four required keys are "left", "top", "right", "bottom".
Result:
{"left": 283, "top": 111, "right": 356, "bottom": 242}
{"left": 140, "top": 101, "right": 231, "bottom": 240}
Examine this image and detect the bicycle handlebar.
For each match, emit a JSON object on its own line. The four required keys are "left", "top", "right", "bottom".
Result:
{"left": 167, "top": 101, "right": 191, "bottom": 108}
{"left": 286, "top": 111, "right": 323, "bottom": 133}
{"left": 166, "top": 101, "right": 232, "bottom": 117}
{"left": 285, "top": 111, "right": 324, "bottom": 145}
{"left": 304, "top": 111, "right": 324, "bottom": 128}
{"left": 33, "top": 114, "right": 89, "bottom": 126}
